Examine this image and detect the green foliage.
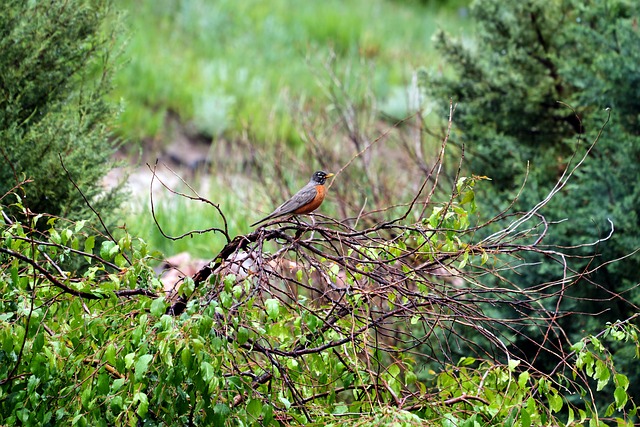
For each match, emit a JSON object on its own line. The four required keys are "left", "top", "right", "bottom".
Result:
{"left": 427, "top": 0, "right": 640, "bottom": 291}
{"left": 425, "top": 0, "right": 640, "bottom": 402}
{"left": 0, "top": 206, "right": 160, "bottom": 425}
{"left": 570, "top": 319, "right": 640, "bottom": 425}
{"left": 0, "top": 0, "right": 124, "bottom": 222}
{"left": 3, "top": 0, "right": 637, "bottom": 424}
{"left": 112, "top": 0, "right": 466, "bottom": 144}
{"left": 123, "top": 173, "right": 251, "bottom": 257}
{"left": 2, "top": 173, "right": 637, "bottom": 425}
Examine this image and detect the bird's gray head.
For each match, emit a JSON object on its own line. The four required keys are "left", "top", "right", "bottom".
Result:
{"left": 310, "top": 171, "right": 334, "bottom": 185}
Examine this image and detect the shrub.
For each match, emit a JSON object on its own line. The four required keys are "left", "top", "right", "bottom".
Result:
{"left": 1, "top": 109, "right": 637, "bottom": 425}
{"left": 0, "top": 0, "right": 124, "bottom": 222}
{"left": 425, "top": 0, "right": 640, "bottom": 398}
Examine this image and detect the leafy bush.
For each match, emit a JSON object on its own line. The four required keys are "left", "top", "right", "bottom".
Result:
{"left": 1, "top": 118, "right": 637, "bottom": 425}
{"left": 425, "top": 0, "right": 640, "bottom": 398}
{"left": 0, "top": 0, "right": 124, "bottom": 222}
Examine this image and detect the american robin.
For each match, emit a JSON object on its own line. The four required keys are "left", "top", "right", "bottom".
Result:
{"left": 250, "top": 171, "right": 335, "bottom": 227}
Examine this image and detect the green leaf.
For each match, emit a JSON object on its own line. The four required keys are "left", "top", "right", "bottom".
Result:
{"left": 262, "top": 404, "right": 274, "bottom": 425}
{"left": 442, "top": 413, "right": 458, "bottom": 427}
{"left": 96, "top": 372, "right": 110, "bottom": 394}
{"left": 518, "top": 371, "right": 530, "bottom": 388}
{"left": 223, "top": 274, "right": 236, "bottom": 292}
{"left": 605, "top": 403, "right": 615, "bottom": 417}
{"left": 333, "top": 404, "right": 348, "bottom": 415}
{"left": 388, "top": 363, "right": 400, "bottom": 378}
{"left": 458, "top": 356, "right": 476, "bottom": 366}
{"left": 111, "top": 378, "right": 125, "bottom": 392}
{"left": 548, "top": 393, "right": 562, "bottom": 413}
{"left": 480, "top": 250, "right": 489, "bottom": 265}
{"left": 219, "top": 290, "right": 232, "bottom": 308}
{"left": 81, "top": 383, "right": 93, "bottom": 409}
{"left": 84, "top": 235, "right": 95, "bottom": 262}
{"left": 181, "top": 346, "right": 193, "bottom": 369}
{"left": 571, "top": 341, "right": 585, "bottom": 352}
{"left": 10, "top": 265, "right": 19, "bottom": 288}
{"left": 404, "top": 370, "right": 417, "bottom": 385}
{"left": 578, "top": 409, "right": 587, "bottom": 423}
{"left": 179, "top": 276, "right": 195, "bottom": 297}
{"left": 265, "top": 298, "right": 279, "bottom": 321}
{"left": 114, "top": 253, "right": 127, "bottom": 267}
{"left": 32, "top": 332, "right": 45, "bottom": 353}
{"left": 246, "top": 398, "right": 263, "bottom": 420}
{"left": 134, "top": 354, "right": 153, "bottom": 381}
{"left": 520, "top": 407, "right": 531, "bottom": 427}
{"left": 27, "top": 375, "right": 39, "bottom": 394}
{"left": 458, "top": 250, "right": 469, "bottom": 269}
{"left": 614, "top": 386, "right": 628, "bottom": 410}
{"left": 62, "top": 228, "right": 73, "bottom": 245}
{"left": 49, "top": 229, "right": 61, "bottom": 244}
{"left": 124, "top": 352, "right": 135, "bottom": 369}
{"left": 595, "top": 359, "right": 610, "bottom": 391}
{"left": 100, "top": 241, "right": 118, "bottom": 260}
{"left": 232, "top": 284, "right": 243, "bottom": 299}
{"left": 614, "top": 373, "right": 629, "bottom": 390}
{"left": 134, "top": 391, "right": 149, "bottom": 418}
{"left": 118, "top": 233, "right": 131, "bottom": 250}
{"left": 213, "top": 403, "right": 230, "bottom": 426}
{"left": 105, "top": 343, "right": 116, "bottom": 366}
{"left": 237, "top": 326, "right": 249, "bottom": 345}
{"left": 279, "top": 395, "right": 291, "bottom": 409}
{"left": 201, "top": 361, "right": 215, "bottom": 382}
{"left": 74, "top": 220, "right": 87, "bottom": 233}
{"left": 150, "top": 296, "right": 167, "bottom": 317}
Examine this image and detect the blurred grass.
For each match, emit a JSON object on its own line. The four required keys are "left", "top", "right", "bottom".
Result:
{"left": 113, "top": 0, "right": 469, "bottom": 145}
{"left": 113, "top": 0, "right": 470, "bottom": 258}
{"left": 122, "top": 174, "right": 254, "bottom": 257}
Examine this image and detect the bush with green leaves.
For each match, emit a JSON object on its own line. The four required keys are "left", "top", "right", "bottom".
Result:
{"left": 0, "top": 0, "right": 124, "bottom": 222}
{"left": 425, "top": 0, "right": 640, "bottom": 400}
{"left": 1, "top": 123, "right": 637, "bottom": 425}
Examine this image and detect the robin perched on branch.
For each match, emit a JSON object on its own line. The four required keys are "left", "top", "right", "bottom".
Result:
{"left": 250, "top": 171, "right": 335, "bottom": 227}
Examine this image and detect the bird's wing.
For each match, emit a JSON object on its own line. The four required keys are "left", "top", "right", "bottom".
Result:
{"left": 250, "top": 183, "right": 318, "bottom": 227}
{"left": 273, "top": 183, "right": 317, "bottom": 215}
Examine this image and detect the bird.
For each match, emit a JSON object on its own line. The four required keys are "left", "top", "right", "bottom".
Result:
{"left": 250, "top": 171, "right": 335, "bottom": 227}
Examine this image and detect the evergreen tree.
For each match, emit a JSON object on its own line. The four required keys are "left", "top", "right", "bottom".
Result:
{"left": 0, "top": 0, "right": 124, "bottom": 221}
{"left": 425, "top": 0, "right": 640, "bottom": 399}
{"left": 428, "top": 0, "right": 640, "bottom": 310}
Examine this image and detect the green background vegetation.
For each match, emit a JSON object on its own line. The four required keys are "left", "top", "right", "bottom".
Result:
{"left": 0, "top": 0, "right": 123, "bottom": 223}
{"left": 112, "top": 0, "right": 467, "bottom": 143}
{"left": 1, "top": 0, "right": 639, "bottom": 425}
{"left": 425, "top": 0, "right": 640, "bottom": 399}
{"left": 113, "top": 0, "right": 471, "bottom": 255}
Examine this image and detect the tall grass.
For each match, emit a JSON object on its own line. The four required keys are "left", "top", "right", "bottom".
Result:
{"left": 114, "top": 0, "right": 470, "bottom": 258}
{"left": 113, "top": 0, "right": 469, "bottom": 145}
{"left": 122, "top": 173, "right": 256, "bottom": 257}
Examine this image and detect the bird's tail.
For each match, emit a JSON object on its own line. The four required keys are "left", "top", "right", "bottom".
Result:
{"left": 250, "top": 215, "right": 272, "bottom": 228}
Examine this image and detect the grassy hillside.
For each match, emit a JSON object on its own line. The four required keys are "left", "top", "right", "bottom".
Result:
{"left": 113, "top": 0, "right": 469, "bottom": 145}
{"left": 111, "top": 0, "right": 470, "bottom": 256}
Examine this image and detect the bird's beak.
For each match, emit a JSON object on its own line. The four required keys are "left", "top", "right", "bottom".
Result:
{"left": 325, "top": 173, "right": 335, "bottom": 178}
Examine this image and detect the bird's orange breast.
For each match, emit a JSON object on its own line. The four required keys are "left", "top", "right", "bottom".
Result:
{"left": 293, "top": 184, "right": 326, "bottom": 214}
